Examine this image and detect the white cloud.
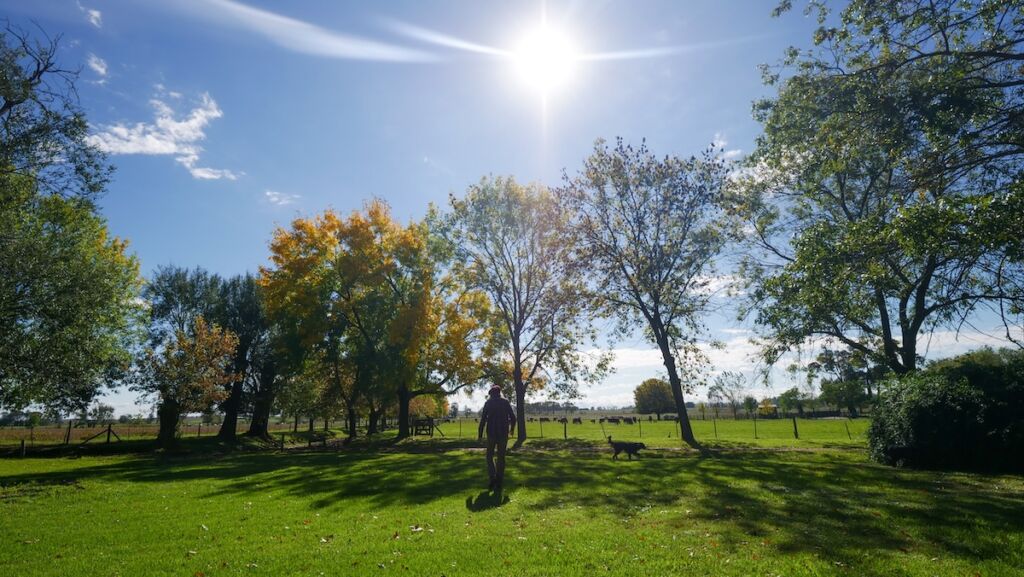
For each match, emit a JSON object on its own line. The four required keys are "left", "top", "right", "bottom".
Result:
{"left": 264, "top": 190, "right": 299, "bottom": 206}
{"left": 76, "top": 1, "right": 102, "bottom": 28}
{"left": 86, "top": 53, "right": 107, "bottom": 77}
{"left": 87, "top": 92, "right": 240, "bottom": 180}
{"left": 174, "top": 0, "right": 434, "bottom": 62}
{"left": 713, "top": 132, "right": 743, "bottom": 161}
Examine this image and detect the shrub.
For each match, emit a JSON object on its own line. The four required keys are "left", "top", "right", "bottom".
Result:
{"left": 868, "top": 348, "right": 1024, "bottom": 471}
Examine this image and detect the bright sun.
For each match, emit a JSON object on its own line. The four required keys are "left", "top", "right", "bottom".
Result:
{"left": 513, "top": 25, "right": 578, "bottom": 95}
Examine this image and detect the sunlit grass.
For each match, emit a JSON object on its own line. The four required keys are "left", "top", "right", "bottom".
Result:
{"left": 1, "top": 436, "right": 1021, "bottom": 576}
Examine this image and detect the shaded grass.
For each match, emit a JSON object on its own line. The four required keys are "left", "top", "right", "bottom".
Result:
{"left": 1, "top": 438, "right": 1022, "bottom": 576}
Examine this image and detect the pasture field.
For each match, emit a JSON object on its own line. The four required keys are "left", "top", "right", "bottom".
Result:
{"left": 1, "top": 435, "right": 1022, "bottom": 577}
{"left": 0, "top": 417, "right": 869, "bottom": 451}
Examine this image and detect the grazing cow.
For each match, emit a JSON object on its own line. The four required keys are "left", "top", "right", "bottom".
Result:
{"left": 572, "top": 417, "right": 583, "bottom": 425}
{"left": 607, "top": 417, "right": 621, "bottom": 425}
{"left": 557, "top": 417, "right": 568, "bottom": 424}
{"left": 590, "top": 419, "right": 596, "bottom": 423}
{"left": 540, "top": 417, "right": 551, "bottom": 422}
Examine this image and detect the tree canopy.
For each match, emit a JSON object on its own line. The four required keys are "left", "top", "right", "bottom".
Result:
{"left": 735, "top": 0, "right": 1024, "bottom": 374}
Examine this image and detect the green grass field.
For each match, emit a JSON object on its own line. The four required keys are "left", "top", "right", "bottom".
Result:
{"left": 2, "top": 433, "right": 1022, "bottom": 577}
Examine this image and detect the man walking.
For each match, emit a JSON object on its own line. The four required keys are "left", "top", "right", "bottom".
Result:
{"left": 478, "top": 384, "right": 516, "bottom": 491}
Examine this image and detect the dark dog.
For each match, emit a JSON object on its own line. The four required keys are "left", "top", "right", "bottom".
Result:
{"left": 607, "top": 436, "right": 646, "bottom": 460}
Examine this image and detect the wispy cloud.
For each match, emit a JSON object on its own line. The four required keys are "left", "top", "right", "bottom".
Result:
{"left": 713, "top": 132, "right": 743, "bottom": 161}
{"left": 264, "top": 190, "right": 299, "bottom": 206}
{"left": 76, "top": 1, "right": 102, "bottom": 28}
{"left": 86, "top": 53, "right": 107, "bottom": 78}
{"left": 87, "top": 91, "right": 240, "bottom": 180}
{"left": 174, "top": 0, "right": 434, "bottom": 62}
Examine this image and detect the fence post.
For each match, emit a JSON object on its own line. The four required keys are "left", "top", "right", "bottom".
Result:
{"left": 20, "top": 439, "right": 26, "bottom": 457}
{"left": 792, "top": 417, "right": 799, "bottom": 439}
{"left": 106, "top": 423, "right": 112, "bottom": 444}
{"left": 563, "top": 420, "right": 567, "bottom": 440}
{"left": 539, "top": 419, "right": 544, "bottom": 438}
{"left": 713, "top": 418, "right": 718, "bottom": 439}
{"left": 638, "top": 418, "right": 642, "bottom": 439}
{"left": 458, "top": 419, "right": 462, "bottom": 438}
{"left": 844, "top": 421, "right": 852, "bottom": 440}
{"left": 64, "top": 420, "right": 73, "bottom": 445}
{"left": 754, "top": 417, "right": 758, "bottom": 439}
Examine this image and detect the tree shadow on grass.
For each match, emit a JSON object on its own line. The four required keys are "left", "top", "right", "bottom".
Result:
{"left": 2, "top": 443, "right": 1021, "bottom": 575}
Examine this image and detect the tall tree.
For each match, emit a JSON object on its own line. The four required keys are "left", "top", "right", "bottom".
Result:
{"left": 260, "top": 202, "right": 429, "bottom": 439}
{"left": 0, "top": 171, "right": 141, "bottom": 414}
{"left": 0, "top": 24, "right": 138, "bottom": 414}
{"left": 562, "top": 139, "right": 730, "bottom": 450}
{"left": 737, "top": 0, "right": 1024, "bottom": 372}
{"left": 448, "top": 177, "right": 608, "bottom": 447}
{"left": 132, "top": 316, "right": 238, "bottom": 449}
{"left": 633, "top": 378, "right": 675, "bottom": 419}
{"left": 211, "top": 274, "right": 272, "bottom": 441}
{"left": 1, "top": 24, "right": 112, "bottom": 200}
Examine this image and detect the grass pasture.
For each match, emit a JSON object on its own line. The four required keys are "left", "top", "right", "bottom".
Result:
{"left": 2, "top": 435, "right": 1023, "bottom": 577}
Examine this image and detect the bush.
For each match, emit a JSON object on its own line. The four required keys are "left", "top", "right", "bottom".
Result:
{"left": 868, "top": 348, "right": 1024, "bottom": 471}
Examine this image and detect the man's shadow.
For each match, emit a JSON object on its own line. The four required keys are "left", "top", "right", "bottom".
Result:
{"left": 465, "top": 489, "right": 509, "bottom": 512}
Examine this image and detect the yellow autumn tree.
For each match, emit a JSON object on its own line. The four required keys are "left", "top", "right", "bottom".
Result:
{"left": 260, "top": 201, "right": 496, "bottom": 439}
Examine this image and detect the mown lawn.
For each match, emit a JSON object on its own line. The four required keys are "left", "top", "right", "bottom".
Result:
{"left": 1, "top": 437, "right": 1022, "bottom": 577}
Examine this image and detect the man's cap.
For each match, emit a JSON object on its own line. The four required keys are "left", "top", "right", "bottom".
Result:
{"left": 489, "top": 384, "right": 502, "bottom": 395}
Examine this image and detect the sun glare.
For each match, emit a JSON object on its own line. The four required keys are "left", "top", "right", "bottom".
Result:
{"left": 513, "top": 25, "right": 577, "bottom": 95}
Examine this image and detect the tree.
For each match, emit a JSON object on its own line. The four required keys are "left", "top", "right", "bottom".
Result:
{"left": 0, "top": 25, "right": 139, "bottom": 415}
{"left": 0, "top": 171, "right": 141, "bottom": 414}
{"left": 818, "top": 379, "right": 868, "bottom": 417}
{"left": 133, "top": 316, "right": 238, "bottom": 449}
{"left": 260, "top": 201, "right": 432, "bottom": 439}
{"left": 448, "top": 177, "right": 608, "bottom": 447}
{"left": 211, "top": 274, "right": 274, "bottom": 441}
{"left": 89, "top": 403, "right": 115, "bottom": 424}
{"left": 777, "top": 387, "right": 805, "bottom": 417}
{"left": 710, "top": 371, "right": 746, "bottom": 418}
{"left": 562, "top": 139, "right": 730, "bottom": 449}
{"left": 737, "top": 0, "right": 1024, "bottom": 374}
{"left": 743, "top": 395, "right": 758, "bottom": 418}
{"left": 633, "top": 378, "right": 675, "bottom": 419}
{"left": 1, "top": 24, "right": 112, "bottom": 200}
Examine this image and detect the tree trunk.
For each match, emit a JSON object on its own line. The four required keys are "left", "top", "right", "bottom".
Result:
{"left": 654, "top": 333, "right": 702, "bottom": 451}
{"left": 397, "top": 386, "right": 411, "bottom": 439}
{"left": 218, "top": 379, "right": 244, "bottom": 441}
{"left": 346, "top": 405, "right": 357, "bottom": 440}
{"left": 513, "top": 360, "right": 527, "bottom": 447}
{"left": 324, "top": 418, "right": 329, "bottom": 431}
{"left": 368, "top": 406, "right": 380, "bottom": 435}
{"left": 308, "top": 417, "right": 314, "bottom": 432}
{"left": 156, "top": 399, "right": 181, "bottom": 450}
{"left": 293, "top": 415, "right": 298, "bottom": 432}
{"left": 246, "top": 386, "right": 273, "bottom": 439}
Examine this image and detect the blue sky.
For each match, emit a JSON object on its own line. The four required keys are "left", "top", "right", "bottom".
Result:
{"left": 4, "top": 0, "right": 1012, "bottom": 414}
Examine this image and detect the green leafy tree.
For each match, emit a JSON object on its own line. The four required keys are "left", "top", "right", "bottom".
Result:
{"left": 818, "top": 379, "right": 868, "bottom": 417}
{"left": 448, "top": 177, "right": 609, "bottom": 447}
{"left": 743, "top": 395, "right": 758, "bottom": 418}
{"left": 777, "top": 387, "right": 805, "bottom": 417}
{"left": 89, "top": 403, "right": 115, "bottom": 425}
{"left": 0, "top": 172, "right": 141, "bottom": 414}
{"left": 633, "top": 378, "right": 675, "bottom": 419}
{"left": 562, "top": 139, "right": 730, "bottom": 449}
{"left": 0, "top": 26, "right": 139, "bottom": 415}
{"left": 736, "top": 0, "right": 1024, "bottom": 373}
{"left": 1, "top": 24, "right": 112, "bottom": 200}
